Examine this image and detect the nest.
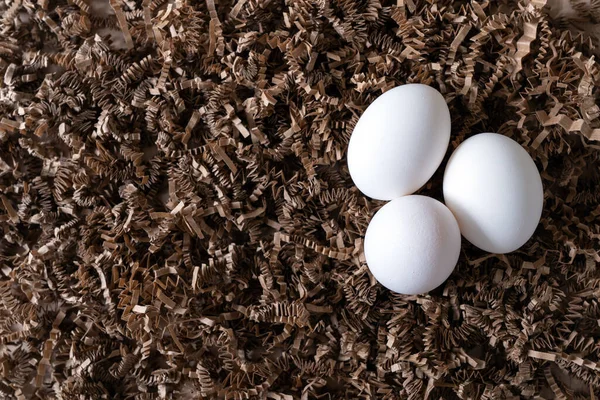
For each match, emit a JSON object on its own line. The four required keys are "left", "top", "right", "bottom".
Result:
{"left": 0, "top": 0, "right": 599, "bottom": 398}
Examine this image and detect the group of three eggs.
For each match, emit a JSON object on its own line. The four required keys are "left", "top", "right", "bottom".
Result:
{"left": 347, "top": 84, "right": 544, "bottom": 295}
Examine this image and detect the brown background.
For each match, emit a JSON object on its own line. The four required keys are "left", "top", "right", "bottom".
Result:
{"left": 0, "top": 0, "right": 599, "bottom": 398}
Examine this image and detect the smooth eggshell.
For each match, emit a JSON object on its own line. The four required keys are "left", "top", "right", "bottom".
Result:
{"left": 347, "top": 84, "right": 451, "bottom": 200}
{"left": 364, "top": 195, "right": 461, "bottom": 295}
{"left": 443, "top": 133, "right": 544, "bottom": 254}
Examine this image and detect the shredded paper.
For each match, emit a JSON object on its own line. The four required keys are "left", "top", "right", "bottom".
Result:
{"left": 0, "top": 0, "right": 599, "bottom": 398}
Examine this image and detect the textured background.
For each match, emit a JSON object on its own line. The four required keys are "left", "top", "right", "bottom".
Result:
{"left": 1, "top": 0, "right": 600, "bottom": 399}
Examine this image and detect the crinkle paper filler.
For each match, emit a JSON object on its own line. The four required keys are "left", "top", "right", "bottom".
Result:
{"left": 0, "top": 0, "right": 599, "bottom": 398}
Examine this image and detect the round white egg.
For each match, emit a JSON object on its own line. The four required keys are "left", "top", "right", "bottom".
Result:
{"left": 364, "top": 195, "right": 461, "bottom": 295}
{"left": 347, "top": 84, "right": 451, "bottom": 200}
{"left": 443, "top": 133, "right": 544, "bottom": 254}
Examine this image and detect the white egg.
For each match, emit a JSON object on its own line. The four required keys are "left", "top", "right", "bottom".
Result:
{"left": 364, "top": 196, "right": 461, "bottom": 295}
{"left": 347, "top": 84, "right": 451, "bottom": 200}
{"left": 443, "top": 133, "right": 544, "bottom": 254}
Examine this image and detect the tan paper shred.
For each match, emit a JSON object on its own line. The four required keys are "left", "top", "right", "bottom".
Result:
{"left": 109, "top": 0, "right": 135, "bottom": 50}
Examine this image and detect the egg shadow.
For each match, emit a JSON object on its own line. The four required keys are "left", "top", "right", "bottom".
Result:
{"left": 443, "top": 199, "right": 496, "bottom": 253}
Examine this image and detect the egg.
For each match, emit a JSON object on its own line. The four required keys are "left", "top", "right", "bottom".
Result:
{"left": 347, "top": 84, "right": 451, "bottom": 200}
{"left": 443, "top": 133, "right": 544, "bottom": 254}
{"left": 364, "top": 196, "right": 461, "bottom": 295}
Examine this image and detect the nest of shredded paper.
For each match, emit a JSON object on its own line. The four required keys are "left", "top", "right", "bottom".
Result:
{"left": 1, "top": 0, "right": 600, "bottom": 399}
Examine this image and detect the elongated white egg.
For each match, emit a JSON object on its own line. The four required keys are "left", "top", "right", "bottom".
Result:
{"left": 364, "top": 196, "right": 461, "bottom": 295}
{"left": 443, "top": 133, "right": 544, "bottom": 254}
{"left": 347, "top": 84, "right": 451, "bottom": 200}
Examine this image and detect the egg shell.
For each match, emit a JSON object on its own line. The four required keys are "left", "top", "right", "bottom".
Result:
{"left": 364, "top": 195, "right": 461, "bottom": 295}
{"left": 443, "top": 133, "right": 544, "bottom": 254}
{"left": 347, "top": 84, "right": 451, "bottom": 201}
